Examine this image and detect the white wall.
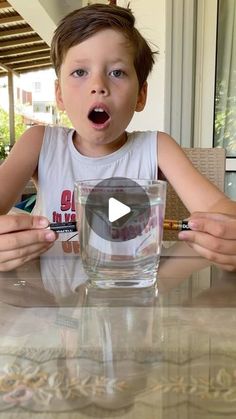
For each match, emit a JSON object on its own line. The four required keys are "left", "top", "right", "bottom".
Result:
{"left": 118, "top": 0, "right": 166, "bottom": 131}
{"left": 38, "top": 0, "right": 83, "bottom": 25}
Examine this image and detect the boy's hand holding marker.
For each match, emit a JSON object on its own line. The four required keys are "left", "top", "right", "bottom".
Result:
{"left": 178, "top": 212, "right": 236, "bottom": 271}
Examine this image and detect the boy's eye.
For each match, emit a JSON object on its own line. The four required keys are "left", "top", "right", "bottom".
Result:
{"left": 72, "top": 69, "right": 86, "bottom": 77}
{"left": 110, "top": 69, "right": 125, "bottom": 78}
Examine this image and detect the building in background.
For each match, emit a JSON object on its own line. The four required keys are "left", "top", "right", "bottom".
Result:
{"left": 0, "top": 68, "right": 57, "bottom": 126}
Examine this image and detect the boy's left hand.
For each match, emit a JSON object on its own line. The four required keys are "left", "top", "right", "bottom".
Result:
{"left": 178, "top": 212, "right": 236, "bottom": 271}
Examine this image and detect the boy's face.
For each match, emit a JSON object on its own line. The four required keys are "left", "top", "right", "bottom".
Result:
{"left": 55, "top": 29, "right": 147, "bottom": 155}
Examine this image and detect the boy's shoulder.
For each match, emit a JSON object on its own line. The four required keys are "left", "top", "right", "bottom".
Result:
{"left": 44, "top": 124, "right": 73, "bottom": 135}
{"left": 128, "top": 130, "right": 158, "bottom": 140}
{"left": 22, "top": 125, "right": 74, "bottom": 149}
{"left": 24, "top": 124, "right": 69, "bottom": 138}
{"left": 36, "top": 125, "right": 74, "bottom": 142}
{"left": 129, "top": 130, "right": 157, "bottom": 135}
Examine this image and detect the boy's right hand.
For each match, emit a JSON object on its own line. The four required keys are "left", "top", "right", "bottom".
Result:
{"left": 0, "top": 214, "right": 57, "bottom": 271}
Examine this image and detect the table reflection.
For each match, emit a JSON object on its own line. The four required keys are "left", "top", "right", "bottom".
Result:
{"left": 0, "top": 241, "right": 235, "bottom": 417}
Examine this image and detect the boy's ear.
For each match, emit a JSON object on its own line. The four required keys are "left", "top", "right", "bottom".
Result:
{"left": 135, "top": 81, "right": 148, "bottom": 112}
{"left": 55, "top": 79, "right": 65, "bottom": 111}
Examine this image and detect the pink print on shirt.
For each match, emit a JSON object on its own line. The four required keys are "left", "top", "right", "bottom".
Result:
{"left": 52, "top": 189, "right": 76, "bottom": 223}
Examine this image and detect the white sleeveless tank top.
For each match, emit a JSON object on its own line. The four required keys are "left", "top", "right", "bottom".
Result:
{"left": 33, "top": 125, "right": 158, "bottom": 224}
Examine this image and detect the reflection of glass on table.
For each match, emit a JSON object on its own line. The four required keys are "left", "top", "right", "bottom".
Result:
{"left": 0, "top": 241, "right": 235, "bottom": 416}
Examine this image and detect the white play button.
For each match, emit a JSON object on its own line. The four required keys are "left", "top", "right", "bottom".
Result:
{"left": 108, "top": 197, "right": 131, "bottom": 223}
{"left": 84, "top": 177, "right": 151, "bottom": 242}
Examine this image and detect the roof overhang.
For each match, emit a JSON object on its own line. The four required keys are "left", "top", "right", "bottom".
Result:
{"left": 0, "top": 0, "right": 116, "bottom": 76}
{"left": 0, "top": 0, "right": 55, "bottom": 75}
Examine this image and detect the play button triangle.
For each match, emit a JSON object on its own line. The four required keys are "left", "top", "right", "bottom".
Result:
{"left": 108, "top": 197, "right": 131, "bottom": 223}
{"left": 84, "top": 177, "right": 151, "bottom": 242}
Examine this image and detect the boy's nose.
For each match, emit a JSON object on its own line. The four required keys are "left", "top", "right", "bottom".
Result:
{"left": 90, "top": 76, "right": 109, "bottom": 96}
{"left": 91, "top": 87, "right": 108, "bottom": 95}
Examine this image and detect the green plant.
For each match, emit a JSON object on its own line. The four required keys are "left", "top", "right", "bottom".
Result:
{"left": 58, "top": 110, "right": 72, "bottom": 128}
{"left": 0, "top": 107, "right": 26, "bottom": 148}
{"left": 0, "top": 141, "right": 7, "bottom": 159}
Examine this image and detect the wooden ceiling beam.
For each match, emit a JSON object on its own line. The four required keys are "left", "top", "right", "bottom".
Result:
{"left": 0, "top": 2, "right": 54, "bottom": 76}
{"left": 0, "top": 44, "right": 50, "bottom": 57}
{"left": 0, "top": 35, "right": 41, "bottom": 48}
{"left": 1, "top": 52, "right": 50, "bottom": 64}
{"left": 0, "top": 1, "right": 12, "bottom": 9}
{"left": 0, "top": 26, "right": 33, "bottom": 37}
{"left": 0, "top": 60, "right": 19, "bottom": 76}
{"left": 0, "top": 63, "right": 52, "bottom": 74}
{"left": 12, "top": 59, "right": 51, "bottom": 70}
{"left": 15, "top": 64, "right": 53, "bottom": 74}
{"left": 0, "top": 14, "right": 23, "bottom": 24}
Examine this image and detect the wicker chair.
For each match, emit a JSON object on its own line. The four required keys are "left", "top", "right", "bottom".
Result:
{"left": 163, "top": 147, "right": 226, "bottom": 240}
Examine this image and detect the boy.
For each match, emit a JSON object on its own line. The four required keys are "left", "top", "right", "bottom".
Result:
{"left": 0, "top": 3, "right": 236, "bottom": 271}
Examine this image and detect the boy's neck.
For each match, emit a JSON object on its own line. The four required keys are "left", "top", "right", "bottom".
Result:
{"left": 72, "top": 132, "right": 127, "bottom": 157}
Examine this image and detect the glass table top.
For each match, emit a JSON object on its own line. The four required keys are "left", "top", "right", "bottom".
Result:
{"left": 0, "top": 240, "right": 235, "bottom": 418}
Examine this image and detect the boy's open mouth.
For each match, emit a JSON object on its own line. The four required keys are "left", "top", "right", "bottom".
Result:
{"left": 88, "top": 107, "right": 110, "bottom": 125}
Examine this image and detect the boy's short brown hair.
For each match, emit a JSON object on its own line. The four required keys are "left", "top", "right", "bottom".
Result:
{"left": 51, "top": 3, "right": 156, "bottom": 89}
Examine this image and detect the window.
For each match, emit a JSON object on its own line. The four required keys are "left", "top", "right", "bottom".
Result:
{"left": 33, "top": 81, "right": 41, "bottom": 92}
{"left": 33, "top": 102, "right": 44, "bottom": 113}
{"left": 22, "top": 90, "right": 32, "bottom": 105}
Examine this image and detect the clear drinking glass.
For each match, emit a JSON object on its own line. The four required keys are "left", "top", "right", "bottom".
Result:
{"left": 75, "top": 179, "right": 166, "bottom": 288}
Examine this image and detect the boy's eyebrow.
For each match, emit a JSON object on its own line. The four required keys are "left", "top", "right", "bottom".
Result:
{"left": 109, "top": 58, "right": 130, "bottom": 65}
{"left": 71, "top": 57, "right": 131, "bottom": 66}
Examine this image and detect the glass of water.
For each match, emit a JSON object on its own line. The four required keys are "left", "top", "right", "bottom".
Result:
{"left": 75, "top": 178, "right": 166, "bottom": 288}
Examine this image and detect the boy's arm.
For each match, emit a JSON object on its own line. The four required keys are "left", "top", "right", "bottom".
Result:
{"left": 0, "top": 125, "right": 45, "bottom": 214}
{"left": 157, "top": 132, "right": 236, "bottom": 271}
{"left": 157, "top": 132, "right": 233, "bottom": 214}
{"left": 0, "top": 125, "right": 57, "bottom": 271}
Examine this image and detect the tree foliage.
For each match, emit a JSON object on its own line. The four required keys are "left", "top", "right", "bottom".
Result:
{"left": 0, "top": 141, "right": 7, "bottom": 159}
{"left": 58, "top": 110, "right": 72, "bottom": 128}
{"left": 0, "top": 107, "right": 27, "bottom": 159}
{"left": 0, "top": 106, "right": 26, "bottom": 148}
